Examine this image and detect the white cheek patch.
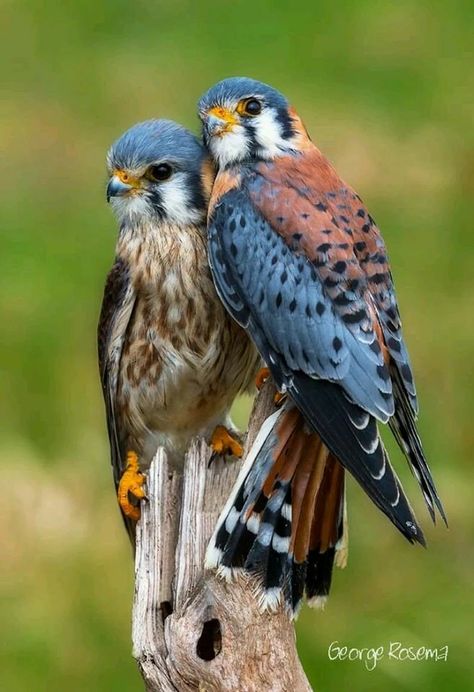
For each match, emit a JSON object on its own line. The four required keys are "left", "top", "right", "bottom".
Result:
{"left": 209, "top": 110, "right": 294, "bottom": 167}
{"left": 210, "top": 127, "right": 249, "bottom": 168}
{"left": 111, "top": 174, "right": 204, "bottom": 227}
{"left": 160, "top": 173, "right": 203, "bottom": 226}
{"left": 252, "top": 109, "right": 291, "bottom": 159}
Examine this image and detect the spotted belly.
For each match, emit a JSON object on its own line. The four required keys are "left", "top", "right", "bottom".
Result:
{"left": 117, "top": 307, "right": 259, "bottom": 464}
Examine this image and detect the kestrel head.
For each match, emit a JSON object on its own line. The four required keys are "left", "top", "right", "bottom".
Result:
{"left": 106, "top": 119, "right": 212, "bottom": 227}
{"left": 198, "top": 77, "right": 307, "bottom": 168}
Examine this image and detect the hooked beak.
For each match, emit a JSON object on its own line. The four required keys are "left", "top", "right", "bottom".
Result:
{"left": 106, "top": 176, "right": 133, "bottom": 202}
{"left": 107, "top": 173, "right": 141, "bottom": 202}
{"left": 203, "top": 107, "right": 237, "bottom": 138}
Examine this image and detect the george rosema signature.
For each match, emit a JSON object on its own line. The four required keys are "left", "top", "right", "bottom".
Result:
{"left": 328, "top": 641, "right": 449, "bottom": 671}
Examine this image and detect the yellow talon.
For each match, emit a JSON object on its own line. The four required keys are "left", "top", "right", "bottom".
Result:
{"left": 210, "top": 425, "right": 243, "bottom": 458}
{"left": 255, "top": 367, "right": 270, "bottom": 390}
{"left": 118, "top": 451, "right": 146, "bottom": 522}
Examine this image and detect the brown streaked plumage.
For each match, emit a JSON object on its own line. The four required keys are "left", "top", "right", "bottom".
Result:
{"left": 98, "top": 120, "right": 260, "bottom": 539}
{"left": 110, "top": 223, "right": 258, "bottom": 457}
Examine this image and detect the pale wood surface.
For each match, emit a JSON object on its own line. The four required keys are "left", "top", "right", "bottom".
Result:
{"left": 132, "top": 383, "right": 313, "bottom": 691}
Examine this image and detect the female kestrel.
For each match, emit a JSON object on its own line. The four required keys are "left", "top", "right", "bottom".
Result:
{"left": 98, "top": 119, "right": 260, "bottom": 540}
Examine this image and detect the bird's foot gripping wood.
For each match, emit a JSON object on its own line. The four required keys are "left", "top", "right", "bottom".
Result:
{"left": 210, "top": 425, "right": 243, "bottom": 461}
{"left": 118, "top": 451, "right": 147, "bottom": 522}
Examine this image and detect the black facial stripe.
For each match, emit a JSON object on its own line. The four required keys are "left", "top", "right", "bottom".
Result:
{"left": 276, "top": 106, "right": 295, "bottom": 140}
{"left": 220, "top": 105, "right": 296, "bottom": 169}
{"left": 247, "top": 106, "right": 294, "bottom": 155}
{"left": 148, "top": 172, "right": 206, "bottom": 221}
{"left": 187, "top": 170, "right": 207, "bottom": 215}
{"left": 246, "top": 122, "right": 260, "bottom": 156}
{"left": 147, "top": 190, "right": 166, "bottom": 219}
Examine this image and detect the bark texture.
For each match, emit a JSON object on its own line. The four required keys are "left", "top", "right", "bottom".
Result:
{"left": 132, "top": 383, "right": 312, "bottom": 691}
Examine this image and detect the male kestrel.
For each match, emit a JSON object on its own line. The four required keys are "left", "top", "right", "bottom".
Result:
{"left": 98, "top": 119, "right": 260, "bottom": 539}
{"left": 198, "top": 78, "right": 446, "bottom": 614}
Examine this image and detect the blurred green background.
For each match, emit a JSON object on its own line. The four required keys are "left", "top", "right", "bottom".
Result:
{"left": 1, "top": 1, "right": 473, "bottom": 690}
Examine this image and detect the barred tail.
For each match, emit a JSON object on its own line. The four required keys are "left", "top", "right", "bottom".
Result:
{"left": 205, "top": 401, "right": 347, "bottom": 617}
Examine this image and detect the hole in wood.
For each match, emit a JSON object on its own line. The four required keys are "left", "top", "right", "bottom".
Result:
{"left": 196, "top": 618, "right": 222, "bottom": 661}
{"left": 160, "top": 601, "right": 172, "bottom": 622}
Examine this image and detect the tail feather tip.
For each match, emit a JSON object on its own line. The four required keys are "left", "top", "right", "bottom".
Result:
{"left": 307, "top": 595, "right": 328, "bottom": 611}
{"left": 257, "top": 586, "right": 283, "bottom": 613}
{"left": 216, "top": 564, "right": 240, "bottom": 582}
{"left": 204, "top": 544, "right": 223, "bottom": 571}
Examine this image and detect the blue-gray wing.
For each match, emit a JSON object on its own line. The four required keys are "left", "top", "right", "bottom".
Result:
{"left": 208, "top": 188, "right": 434, "bottom": 545}
{"left": 209, "top": 189, "right": 393, "bottom": 423}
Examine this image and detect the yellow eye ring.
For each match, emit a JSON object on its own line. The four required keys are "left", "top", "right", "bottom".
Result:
{"left": 237, "top": 98, "right": 262, "bottom": 117}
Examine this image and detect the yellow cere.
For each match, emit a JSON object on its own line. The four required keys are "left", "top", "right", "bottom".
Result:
{"left": 114, "top": 169, "right": 141, "bottom": 187}
{"left": 208, "top": 105, "right": 237, "bottom": 125}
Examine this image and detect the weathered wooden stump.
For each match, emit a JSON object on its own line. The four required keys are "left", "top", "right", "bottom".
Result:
{"left": 132, "top": 383, "right": 312, "bottom": 691}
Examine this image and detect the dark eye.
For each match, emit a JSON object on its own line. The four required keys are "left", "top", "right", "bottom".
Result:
{"left": 242, "top": 98, "right": 262, "bottom": 116}
{"left": 148, "top": 163, "right": 173, "bottom": 181}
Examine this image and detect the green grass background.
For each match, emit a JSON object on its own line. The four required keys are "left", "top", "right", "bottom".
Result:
{"left": 1, "top": 1, "right": 473, "bottom": 690}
